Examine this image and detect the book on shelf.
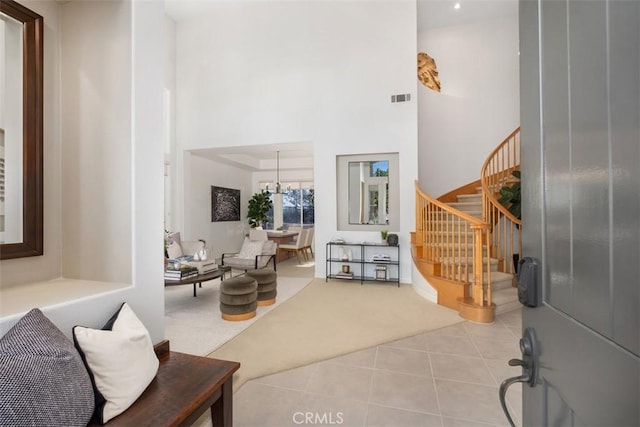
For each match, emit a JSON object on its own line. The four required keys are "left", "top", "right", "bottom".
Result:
{"left": 372, "top": 253, "right": 391, "bottom": 262}
{"left": 335, "top": 271, "right": 354, "bottom": 279}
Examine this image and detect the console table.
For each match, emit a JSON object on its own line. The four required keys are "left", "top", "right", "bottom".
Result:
{"left": 325, "top": 241, "right": 400, "bottom": 286}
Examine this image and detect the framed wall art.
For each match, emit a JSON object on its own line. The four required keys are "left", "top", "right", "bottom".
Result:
{"left": 211, "top": 186, "right": 240, "bottom": 222}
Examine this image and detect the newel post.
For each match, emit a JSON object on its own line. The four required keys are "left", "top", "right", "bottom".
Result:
{"left": 470, "top": 223, "right": 491, "bottom": 307}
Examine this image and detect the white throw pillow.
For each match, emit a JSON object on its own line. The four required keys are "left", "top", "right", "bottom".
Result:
{"left": 73, "top": 303, "right": 159, "bottom": 424}
{"left": 166, "top": 240, "right": 183, "bottom": 259}
{"left": 239, "top": 238, "right": 265, "bottom": 259}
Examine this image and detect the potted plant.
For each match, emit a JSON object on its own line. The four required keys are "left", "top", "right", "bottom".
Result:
{"left": 498, "top": 170, "right": 521, "bottom": 221}
{"left": 498, "top": 170, "right": 521, "bottom": 273}
{"left": 247, "top": 190, "right": 272, "bottom": 228}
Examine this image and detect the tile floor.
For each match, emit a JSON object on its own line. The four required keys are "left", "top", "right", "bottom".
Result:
{"left": 234, "top": 308, "right": 523, "bottom": 427}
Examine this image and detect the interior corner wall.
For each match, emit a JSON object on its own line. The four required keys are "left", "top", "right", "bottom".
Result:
{"left": 174, "top": 1, "right": 418, "bottom": 282}
{"left": 418, "top": 16, "right": 520, "bottom": 196}
{"left": 0, "top": 0, "right": 62, "bottom": 288}
{"left": 164, "top": 15, "right": 177, "bottom": 232}
{"left": 60, "top": 0, "right": 132, "bottom": 283}
{"left": 185, "top": 154, "right": 252, "bottom": 260}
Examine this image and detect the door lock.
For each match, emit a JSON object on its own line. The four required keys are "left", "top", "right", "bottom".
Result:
{"left": 499, "top": 327, "right": 539, "bottom": 427}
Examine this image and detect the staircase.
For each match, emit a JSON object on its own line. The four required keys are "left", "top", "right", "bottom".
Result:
{"left": 412, "top": 128, "right": 521, "bottom": 322}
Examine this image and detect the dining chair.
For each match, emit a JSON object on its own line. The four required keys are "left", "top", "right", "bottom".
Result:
{"left": 303, "top": 227, "right": 314, "bottom": 259}
{"left": 278, "top": 228, "right": 308, "bottom": 263}
{"left": 249, "top": 228, "right": 268, "bottom": 241}
{"left": 288, "top": 226, "right": 302, "bottom": 242}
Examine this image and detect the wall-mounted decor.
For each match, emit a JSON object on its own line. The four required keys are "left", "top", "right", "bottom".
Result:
{"left": 0, "top": 129, "right": 4, "bottom": 234}
{"left": 211, "top": 186, "right": 240, "bottom": 222}
{"left": 336, "top": 152, "right": 399, "bottom": 232}
{"left": 417, "top": 52, "right": 441, "bottom": 92}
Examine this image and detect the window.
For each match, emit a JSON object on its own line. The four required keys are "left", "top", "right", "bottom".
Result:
{"left": 259, "top": 181, "right": 314, "bottom": 228}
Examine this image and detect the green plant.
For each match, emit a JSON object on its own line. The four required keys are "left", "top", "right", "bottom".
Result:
{"left": 164, "top": 229, "right": 172, "bottom": 257}
{"left": 247, "top": 190, "right": 273, "bottom": 228}
{"left": 380, "top": 230, "right": 389, "bottom": 240}
{"left": 498, "top": 170, "right": 521, "bottom": 220}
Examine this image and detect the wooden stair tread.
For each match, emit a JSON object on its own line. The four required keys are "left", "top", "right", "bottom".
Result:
{"left": 447, "top": 201, "right": 482, "bottom": 207}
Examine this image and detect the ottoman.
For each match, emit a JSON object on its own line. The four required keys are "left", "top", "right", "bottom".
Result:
{"left": 246, "top": 269, "right": 278, "bottom": 306}
{"left": 220, "top": 276, "right": 258, "bottom": 321}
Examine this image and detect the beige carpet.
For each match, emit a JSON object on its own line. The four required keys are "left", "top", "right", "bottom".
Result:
{"left": 165, "top": 275, "right": 312, "bottom": 356}
{"left": 209, "top": 278, "right": 464, "bottom": 391}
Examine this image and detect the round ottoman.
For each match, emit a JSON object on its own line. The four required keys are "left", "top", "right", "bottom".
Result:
{"left": 246, "top": 269, "right": 278, "bottom": 306}
{"left": 220, "top": 276, "right": 258, "bottom": 321}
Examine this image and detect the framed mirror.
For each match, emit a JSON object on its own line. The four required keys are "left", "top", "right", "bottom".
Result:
{"left": 348, "top": 160, "right": 389, "bottom": 225}
{"left": 0, "top": 0, "right": 43, "bottom": 260}
{"left": 336, "top": 153, "right": 399, "bottom": 231}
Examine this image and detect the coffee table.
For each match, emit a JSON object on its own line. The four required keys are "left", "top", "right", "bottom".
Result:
{"left": 164, "top": 266, "right": 232, "bottom": 297}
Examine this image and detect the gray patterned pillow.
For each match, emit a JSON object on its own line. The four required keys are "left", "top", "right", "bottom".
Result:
{"left": 0, "top": 308, "right": 95, "bottom": 426}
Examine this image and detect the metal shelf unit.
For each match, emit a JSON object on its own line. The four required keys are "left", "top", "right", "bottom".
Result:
{"left": 325, "top": 241, "right": 400, "bottom": 287}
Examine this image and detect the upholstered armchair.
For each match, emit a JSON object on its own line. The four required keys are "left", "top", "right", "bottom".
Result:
{"left": 166, "top": 232, "right": 206, "bottom": 260}
{"left": 221, "top": 236, "right": 277, "bottom": 273}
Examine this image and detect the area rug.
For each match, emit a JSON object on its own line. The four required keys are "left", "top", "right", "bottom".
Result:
{"left": 208, "top": 278, "right": 464, "bottom": 391}
{"left": 164, "top": 275, "right": 313, "bottom": 356}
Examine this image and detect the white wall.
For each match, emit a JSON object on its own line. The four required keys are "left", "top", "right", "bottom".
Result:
{"left": 185, "top": 153, "right": 252, "bottom": 259}
{"left": 418, "top": 16, "right": 520, "bottom": 196}
{"left": 1, "top": 0, "right": 166, "bottom": 344}
{"left": 61, "top": 0, "right": 132, "bottom": 283}
{"left": 174, "top": 1, "right": 418, "bottom": 282}
{"left": 164, "top": 16, "right": 177, "bottom": 231}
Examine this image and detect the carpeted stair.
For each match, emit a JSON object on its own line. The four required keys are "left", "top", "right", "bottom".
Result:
{"left": 445, "top": 191, "right": 518, "bottom": 315}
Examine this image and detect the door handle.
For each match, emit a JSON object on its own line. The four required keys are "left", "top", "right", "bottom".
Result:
{"left": 499, "top": 327, "right": 538, "bottom": 427}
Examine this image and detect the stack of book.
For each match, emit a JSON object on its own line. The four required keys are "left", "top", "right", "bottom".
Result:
{"left": 164, "top": 265, "right": 199, "bottom": 281}
{"left": 335, "top": 270, "right": 354, "bottom": 279}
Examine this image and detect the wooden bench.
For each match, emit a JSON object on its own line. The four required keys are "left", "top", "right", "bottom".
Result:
{"left": 89, "top": 340, "right": 240, "bottom": 427}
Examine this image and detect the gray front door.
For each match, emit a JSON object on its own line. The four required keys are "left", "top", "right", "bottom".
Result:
{"left": 518, "top": 0, "right": 640, "bottom": 425}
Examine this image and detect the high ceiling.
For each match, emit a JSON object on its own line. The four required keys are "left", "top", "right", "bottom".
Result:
{"left": 167, "top": 0, "right": 517, "bottom": 171}
{"left": 165, "top": 0, "right": 518, "bottom": 28}
{"left": 417, "top": 0, "right": 517, "bottom": 32}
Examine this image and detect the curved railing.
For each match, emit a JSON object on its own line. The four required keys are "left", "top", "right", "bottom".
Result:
{"left": 415, "top": 181, "right": 493, "bottom": 309}
{"left": 480, "top": 128, "right": 522, "bottom": 274}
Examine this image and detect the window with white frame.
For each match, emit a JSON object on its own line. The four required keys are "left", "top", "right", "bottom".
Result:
{"left": 259, "top": 181, "right": 314, "bottom": 228}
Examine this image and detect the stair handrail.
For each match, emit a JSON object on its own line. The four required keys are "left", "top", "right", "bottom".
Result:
{"left": 415, "top": 182, "right": 487, "bottom": 226}
{"left": 480, "top": 127, "right": 522, "bottom": 274}
{"left": 415, "top": 181, "right": 493, "bottom": 309}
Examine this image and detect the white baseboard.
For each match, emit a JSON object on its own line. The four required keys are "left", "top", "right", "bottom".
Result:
{"left": 410, "top": 263, "right": 438, "bottom": 303}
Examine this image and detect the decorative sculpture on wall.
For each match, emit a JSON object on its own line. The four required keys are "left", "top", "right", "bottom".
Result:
{"left": 417, "top": 52, "right": 441, "bottom": 92}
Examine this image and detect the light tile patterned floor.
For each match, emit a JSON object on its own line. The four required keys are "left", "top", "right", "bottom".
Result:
{"left": 234, "top": 308, "right": 523, "bottom": 427}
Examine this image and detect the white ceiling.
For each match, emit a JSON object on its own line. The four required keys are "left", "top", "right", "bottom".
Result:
{"left": 190, "top": 141, "right": 313, "bottom": 172}
{"left": 167, "top": 0, "right": 517, "bottom": 171}
{"left": 417, "top": 0, "right": 518, "bottom": 32}
{"left": 165, "top": 0, "right": 518, "bottom": 28}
